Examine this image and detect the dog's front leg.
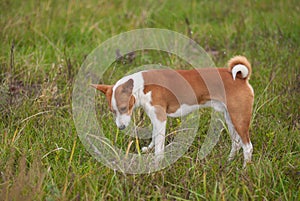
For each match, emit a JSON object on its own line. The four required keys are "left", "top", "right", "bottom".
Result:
{"left": 153, "top": 119, "right": 166, "bottom": 161}
{"left": 141, "top": 120, "right": 166, "bottom": 156}
{"left": 142, "top": 105, "right": 167, "bottom": 160}
{"left": 141, "top": 139, "right": 154, "bottom": 153}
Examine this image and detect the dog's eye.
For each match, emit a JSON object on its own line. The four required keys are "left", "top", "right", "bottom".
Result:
{"left": 119, "top": 106, "right": 127, "bottom": 112}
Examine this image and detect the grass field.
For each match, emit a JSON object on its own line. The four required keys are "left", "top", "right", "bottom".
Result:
{"left": 1, "top": 0, "right": 299, "bottom": 200}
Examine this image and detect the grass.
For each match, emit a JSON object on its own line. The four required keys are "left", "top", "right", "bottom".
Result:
{"left": 0, "top": 0, "right": 299, "bottom": 200}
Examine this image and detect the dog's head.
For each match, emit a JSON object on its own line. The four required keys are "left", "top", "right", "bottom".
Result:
{"left": 92, "top": 79, "right": 136, "bottom": 130}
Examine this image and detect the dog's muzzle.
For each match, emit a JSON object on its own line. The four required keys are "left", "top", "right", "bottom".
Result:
{"left": 118, "top": 125, "right": 126, "bottom": 130}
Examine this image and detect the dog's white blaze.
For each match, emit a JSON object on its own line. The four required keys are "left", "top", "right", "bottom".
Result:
{"left": 232, "top": 64, "right": 249, "bottom": 80}
{"left": 111, "top": 94, "right": 118, "bottom": 113}
{"left": 116, "top": 113, "right": 131, "bottom": 128}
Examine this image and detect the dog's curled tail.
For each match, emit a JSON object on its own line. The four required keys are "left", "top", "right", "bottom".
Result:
{"left": 228, "top": 56, "right": 252, "bottom": 80}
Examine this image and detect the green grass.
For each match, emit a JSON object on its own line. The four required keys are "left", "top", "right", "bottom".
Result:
{"left": 1, "top": 0, "right": 299, "bottom": 200}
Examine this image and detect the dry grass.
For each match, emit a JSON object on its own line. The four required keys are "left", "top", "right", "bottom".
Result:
{"left": 0, "top": 150, "right": 45, "bottom": 201}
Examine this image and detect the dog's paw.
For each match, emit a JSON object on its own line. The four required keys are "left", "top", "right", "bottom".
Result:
{"left": 141, "top": 147, "right": 149, "bottom": 153}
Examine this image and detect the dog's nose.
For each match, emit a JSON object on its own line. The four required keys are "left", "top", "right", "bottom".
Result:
{"left": 119, "top": 125, "right": 126, "bottom": 130}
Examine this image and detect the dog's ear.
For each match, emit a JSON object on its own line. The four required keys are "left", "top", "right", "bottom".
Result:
{"left": 121, "top": 79, "right": 134, "bottom": 94}
{"left": 90, "top": 84, "right": 113, "bottom": 95}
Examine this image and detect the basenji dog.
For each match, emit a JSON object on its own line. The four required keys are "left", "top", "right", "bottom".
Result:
{"left": 92, "top": 56, "right": 254, "bottom": 167}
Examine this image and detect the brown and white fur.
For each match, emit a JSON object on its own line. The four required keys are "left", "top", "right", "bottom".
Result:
{"left": 92, "top": 56, "right": 254, "bottom": 167}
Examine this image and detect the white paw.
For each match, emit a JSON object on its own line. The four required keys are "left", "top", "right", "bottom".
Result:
{"left": 141, "top": 147, "right": 148, "bottom": 153}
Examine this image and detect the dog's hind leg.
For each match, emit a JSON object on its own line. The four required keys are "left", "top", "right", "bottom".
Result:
{"left": 227, "top": 102, "right": 253, "bottom": 167}
{"left": 224, "top": 110, "right": 242, "bottom": 161}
